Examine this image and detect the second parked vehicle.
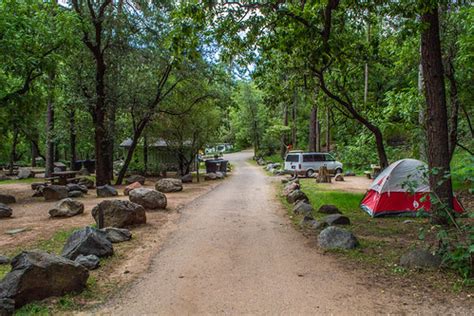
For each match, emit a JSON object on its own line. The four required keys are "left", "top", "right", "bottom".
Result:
{"left": 284, "top": 151, "right": 343, "bottom": 177}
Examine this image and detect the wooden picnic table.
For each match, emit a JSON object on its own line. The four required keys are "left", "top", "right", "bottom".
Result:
{"left": 51, "top": 171, "right": 79, "bottom": 185}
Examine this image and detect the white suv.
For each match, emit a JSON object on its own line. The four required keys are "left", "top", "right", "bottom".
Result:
{"left": 284, "top": 151, "right": 343, "bottom": 177}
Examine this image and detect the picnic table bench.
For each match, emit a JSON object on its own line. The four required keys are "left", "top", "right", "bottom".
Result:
{"left": 51, "top": 171, "right": 79, "bottom": 185}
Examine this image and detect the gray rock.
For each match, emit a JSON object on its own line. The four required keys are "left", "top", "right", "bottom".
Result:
{"left": 204, "top": 173, "right": 217, "bottom": 181}
{"left": 318, "top": 226, "right": 358, "bottom": 250}
{"left": 0, "top": 250, "right": 88, "bottom": 308}
{"left": 318, "top": 204, "right": 341, "bottom": 214}
{"left": 17, "top": 168, "right": 33, "bottom": 179}
{"left": 286, "top": 190, "right": 308, "bottom": 204}
{"left": 181, "top": 174, "right": 193, "bottom": 183}
{"left": 400, "top": 249, "right": 442, "bottom": 269}
{"left": 43, "top": 185, "right": 69, "bottom": 201}
{"left": 283, "top": 182, "right": 300, "bottom": 196}
{"left": 299, "top": 215, "right": 315, "bottom": 228}
{"left": 0, "top": 194, "right": 16, "bottom": 205}
{"left": 344, "top": 172, "right": 356, "bottom": 177}
{"left": 68, "top": 191, "right": 83, "bottom": 198}
{"left": 293, "top": 201, "right": 314, "bottom": 216}
{"left": 100, "top": 227, "right": 132, "bottom": 243}
{"left": 0, "top": 203, "right": 12, "bottom": 218}
{"left": 281, "top": 178, "right": 289, "bottom": 184}
{"left": 32, "top": 185, "right": 45, "bottom": 197}
{"left": 334, "top": 173, "right": 344, "bottom": 181}
{"left": 0, "top": 298, "right": 15, "bottom": 316}
{"left": 96, "top": 185, "right": 118, "bottom": 197}
{"left": 309, "top": 220, "right": 328, "bottom": 230}
{"left": 91, "top": 200, "right": 146, "bottom": 228}
{"left": 74, "top": 254, "right": 100, "bottom": 270}
{"left": 0, "top": 255, "right": 10, "bottom": 265}
{"left": 30, "top": 183, "right": 45, "bottom": 191}
{"left": 125, "top": 175, "right": 146, "bottom": 185}
{"left": 49, "top": 199, "right": 84, "bottom": 218}
{"left": 124, "top": 182, "right": 142, "bottom": 196}
{"left": 215, "top": 172, "right": 225, "bottom": 179}
{"left": 78, "top": 177, "right": 94, "bottom": 189}
{"left": 61, "top": 226, "right": 113, "bottom": 260}
{"left": 66, "top": 183, "right": 88, "bottom": 194}
{"left": 129, "top": 188, "right": 167, "bottom": 210}
{"left": 155, "top": 178, "right": 183, "bottom": 193}
{"left": 323, "top": 214, "right": 350, "bottom": 226}
{"left": 403, "top": 220, "right": 414, "bottom": 224}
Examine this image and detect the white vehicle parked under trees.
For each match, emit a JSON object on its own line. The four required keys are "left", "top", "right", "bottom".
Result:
{"left": 284, "top": 151, "right": 343, "bottom": 177}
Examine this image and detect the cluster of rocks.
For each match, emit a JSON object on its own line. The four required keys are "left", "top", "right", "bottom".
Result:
{"left": 0, "top": 215, "right": 138, "bottom": 312}
{"left": 31, "top": 183, "right": 90, "bottom": 200}
{"left": 204, "top": 172, "right": 225, "bottom": 181}
{"left": 282, "top": 180, "right": 358, "bottom": 250}
{"left": 265, "top": 163, "right": 285, "bottom": 175}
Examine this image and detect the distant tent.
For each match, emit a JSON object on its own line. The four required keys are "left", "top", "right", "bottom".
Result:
{"left": 360, "top": 159, "right": 464, "bottom": 217}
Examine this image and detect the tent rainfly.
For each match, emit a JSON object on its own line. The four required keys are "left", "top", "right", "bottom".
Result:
{"left": 360, "top": 159, "right": 464, "bottom": 217}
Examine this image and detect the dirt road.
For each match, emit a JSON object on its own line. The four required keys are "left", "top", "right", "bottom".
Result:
{"left": 100, "top": 151, "right": 470, "bottom": 315}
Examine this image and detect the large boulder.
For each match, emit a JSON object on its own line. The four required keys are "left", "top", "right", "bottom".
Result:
{"left": 400, "top": 249, "right": 442, "bottom": 269}
{"left": 61, "top": 227, "right": 113, "bottom": 260}
{"left": 155, "top": 178, "right": 183, "bottom": 193}
{"left": 323, "top": 214, "right": 350, "bottom": 226}
{"left": 318, "top": 227, "right": 358, "bottom": 250}
{"left": 74, "top": 254, "right": 100, "bottom": 270}
{"left": 91, "top": 200, "right": 146, "bottom": 228}
{"left": 68, "top": 191, "right": 83, "bottom": 198}
{"left": 318, "top": 205, "right": 341, "bottom": 214}
{"left": 0, "top": 204, "right": 12, "bottom": 218}
{"left": 124, "top": 182, "right": 142, "bottom": 196}
{"left": 0, "top": 194, "right": 16, "bottom": 205}
{"left": 293, "top": 201, "right": 314, "bottom": 216}
{"left": 48, "top": 199, "right": 84, "bottom": 218}
{"left": 125, "top": 175, "right": 146, "bottom": 185}
{"left": 100, "top": 227, "right": 132, "bottom": 243}
{"left": 17, "top": 168, "right": 33, "bottom": 179}
{"left": 0, "top": 250, "right": 89, "bottom": 308}
{"left": 78, "top": 177, "right": 94, "bottom": 189}
{"left": 96, "top": 185, "right": 118, "bottom": 197}
{"left": 286, "top": 190, "right": 308, "bottom": 204}
{"left": 66, "top": 183, "right": 88, "bottom": 194}
{"left": 129, "top": 188, "right": 167, "bottom": 210}
{"left": 43, "top": 185, "right": 68, "bottom": 201}
{"left": 181, "top": 174, "right": 193, "bottom": 183}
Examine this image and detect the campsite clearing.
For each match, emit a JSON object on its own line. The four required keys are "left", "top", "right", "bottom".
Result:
{"left": 283, "top": 177, "right": 474, "bottom": 295}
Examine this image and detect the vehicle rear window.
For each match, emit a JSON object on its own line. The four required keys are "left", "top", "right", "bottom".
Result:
{"left": 286, "top": 155, "right": 299, "bottom": 162}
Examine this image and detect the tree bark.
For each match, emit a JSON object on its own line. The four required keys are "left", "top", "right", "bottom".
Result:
{"left": 143, "top": 133, "right": 148, "bottom": 176}
{"left": 291, "top": 90, "right": 297, "bottom": 148}
{"left": 326, "top": 106, "right": 331, "bottom": 152}
{"left": 45, "top": 74, "right": 55, "bottom": 177}
{"left": 280, "top": 103, "right": 289, "bottom": 159}
{"left": 420, "top": 4, "right": 454, "bottom": 224}
{"left": 9, "top": 127, "right": 19, "bottom": 175}
{"left": 309, "top": 105, "right": 318, "bottom": 151}
{"left": 69, "top": 107, "right": 77, "bottom": 170}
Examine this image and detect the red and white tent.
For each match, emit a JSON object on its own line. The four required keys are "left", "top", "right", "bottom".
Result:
{"left": 360, "top": 159, "right": 464, "bottom": 217}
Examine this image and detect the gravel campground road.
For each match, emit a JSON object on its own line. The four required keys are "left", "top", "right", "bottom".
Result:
{"left": 100, "top": 150, "right": 470, "bottom": 315}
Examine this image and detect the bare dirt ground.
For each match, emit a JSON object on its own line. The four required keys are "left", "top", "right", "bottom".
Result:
{"left": 0, "top": 178, "right": 220, "bottom": 253}
{"left": 99, "top": 151, "right": 472, "bottom": 315}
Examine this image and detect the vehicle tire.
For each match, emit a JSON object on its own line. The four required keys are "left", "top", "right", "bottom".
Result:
{"left": 335, "top": 168, "right": 343, "bottom": 174}
{"left": 306, "top": 169, "right": 315, "bottom": 178}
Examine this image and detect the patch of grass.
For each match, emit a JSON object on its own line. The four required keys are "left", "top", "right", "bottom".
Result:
{"left": 0, "top": 264, "right": 11, "bottom": 279}
{"left": 0, "top": 177, "right": 40, "bottom": 185}
{"left": 35, "top": 228, "right": 78, "bottom": 254}
{"left": 15, "top": 303, "right": 50, "bottom": 315}
{"left": 451, "top": 149, "right": 473, "bottom": 192}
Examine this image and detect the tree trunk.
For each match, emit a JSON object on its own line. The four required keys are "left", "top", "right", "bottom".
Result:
{"left": 418, "top": 44, "right": 428, "bottom": 161}
{"left": 45, "top": 75, "right": 55, "bottom": 178}
{"left": 291, "top": 90, "right": 297, "bottom": 148}
{"left": 421, "top": 4, "right": 454, "bottom": 224}
{"left": 9, "top": 128, "right": 19, "bottom": 175}
{"left": 69, "top": 108, "right": 77, "bottom": 170}
{"left": 115, "top": 121, "right": 147, "bottom": 185}
{"left": 326, "top": 106, "right": 331, "bottom": 152}
{"left": 309, "top": 105, "right": 318, "bottom": 151}
{"left": 280, "top": 103, "right": 289, "bottom": 159}
{"left": 143, "top": 133, "right": 148, "bottom": 176}
{"left": 107, "top": 104, "right": 116, "bottom": 181}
